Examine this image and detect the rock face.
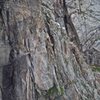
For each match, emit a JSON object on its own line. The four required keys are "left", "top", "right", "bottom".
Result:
{"left": 68, "top": 0, "right": 100, "bottom": 66}
{"left": 0, "top": 0, "right": 99, "bottom": 100}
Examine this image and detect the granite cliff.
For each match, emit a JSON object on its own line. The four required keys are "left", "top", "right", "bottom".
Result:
{"left": 0, "top": 0, "right": 99, "bottom": 100}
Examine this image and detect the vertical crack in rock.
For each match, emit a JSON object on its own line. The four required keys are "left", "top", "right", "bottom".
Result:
{"left": 62, "top": 0, "right": 82, "bottom": 51}
{"left": 0, "top": 0, "right": 99, "bottom": 100}
{"left": 45, "top": 21, "right": 55, "bottom": 52}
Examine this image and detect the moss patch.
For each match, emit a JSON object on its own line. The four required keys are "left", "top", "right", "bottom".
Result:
{"left": 92, "top": 67, "right": 100, "bottom": 72}
{"left": 45, "top": 86, "right": 64, "bottom": 96}
{"left": 92, "top": 65, "right": 100, "bottom": 72}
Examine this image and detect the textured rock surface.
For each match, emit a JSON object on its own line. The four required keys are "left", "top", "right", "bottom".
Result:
{"left": 0, "top": 0, "right": 99, "bottom": 100}
{"left": 68, "top": 0, "right": 100, "bottom": 66}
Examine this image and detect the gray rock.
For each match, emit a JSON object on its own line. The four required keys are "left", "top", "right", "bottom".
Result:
{"left": 0, "top": 0, "right": 99, "bottom": 100}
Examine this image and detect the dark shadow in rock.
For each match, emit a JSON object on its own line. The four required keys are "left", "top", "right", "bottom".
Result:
{"left": 2, "top": 63, "right": 16, "bottom": 100}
